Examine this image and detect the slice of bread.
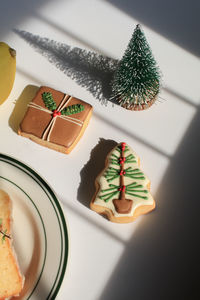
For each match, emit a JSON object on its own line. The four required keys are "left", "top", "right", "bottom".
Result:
{"left": 0, "top": 189, "right": 24, "bottom": 299}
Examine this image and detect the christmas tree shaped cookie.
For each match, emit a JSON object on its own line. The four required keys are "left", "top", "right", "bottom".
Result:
{"left": 90, "top": 142, "right": 155, "bottom": 223}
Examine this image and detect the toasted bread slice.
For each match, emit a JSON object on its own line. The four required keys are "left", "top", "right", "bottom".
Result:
{"left": 0, "top": 189, "right": 24, "bottom": 299}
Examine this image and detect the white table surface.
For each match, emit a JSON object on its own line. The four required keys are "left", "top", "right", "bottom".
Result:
{"left": 0, "top": 1, "right": 200, "bottom": 299}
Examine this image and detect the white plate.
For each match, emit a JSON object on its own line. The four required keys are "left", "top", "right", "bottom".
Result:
{"left": 0, "top": 153, "right": 69, "bottom": 300}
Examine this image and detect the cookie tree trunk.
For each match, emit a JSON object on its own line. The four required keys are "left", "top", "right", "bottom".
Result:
{"left": 113, "top": 143, "right": 133, "bottom": 213}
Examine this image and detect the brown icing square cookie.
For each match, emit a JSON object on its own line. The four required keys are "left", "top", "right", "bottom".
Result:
{"left": 18, "top": 86, "right": 93, "bottom": 154}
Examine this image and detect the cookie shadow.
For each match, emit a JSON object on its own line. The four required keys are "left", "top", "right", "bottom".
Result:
{"left": 9, "top": 85, "right": 39, "bottom": 133}
{"left": 77, "top": 138, "right": 118, "bottom": 208}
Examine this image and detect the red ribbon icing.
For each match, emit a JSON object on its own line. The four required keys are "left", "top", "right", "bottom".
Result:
{"left": 52, "top": 110, "right": 61, "bottom": 117}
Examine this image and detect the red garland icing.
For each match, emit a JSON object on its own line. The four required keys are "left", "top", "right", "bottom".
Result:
{"left": 120, "top": 170, "right": 126, "bottom": 175}
{"left": 121, "top": 142, "right": 126, "bottom": 151}
{"left": 119, "top": 157, "right": 126, "bottom": 164}
{"left": 118, "top": 185, "right": 126, "bottom": 192}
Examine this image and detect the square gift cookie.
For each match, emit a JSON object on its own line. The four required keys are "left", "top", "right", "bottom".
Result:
{"left": 18, "top": 86, "right": 93, "bottom": 153}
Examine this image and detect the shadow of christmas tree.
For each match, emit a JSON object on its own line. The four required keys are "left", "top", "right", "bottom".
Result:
{"left": 14, "top": 29, "right": 119, "bottom": 105}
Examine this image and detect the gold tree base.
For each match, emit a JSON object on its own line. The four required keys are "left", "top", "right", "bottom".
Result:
{"left": 120, "top": 94, "right": 158, "bottom": 111}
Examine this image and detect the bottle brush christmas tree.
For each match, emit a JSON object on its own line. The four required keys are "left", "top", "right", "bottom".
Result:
{"left": 112, "top": 24, "right": 161, "bottom": 111}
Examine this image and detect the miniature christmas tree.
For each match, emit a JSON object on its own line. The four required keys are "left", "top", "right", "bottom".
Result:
{"left": 112, "top": 24, "right": 161, "bottom": 111}
{"left": 99, "top": 142, "right": 149, "bottom": 214}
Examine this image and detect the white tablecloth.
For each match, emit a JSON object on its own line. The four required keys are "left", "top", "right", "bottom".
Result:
{"left": 0, "top": 1, "right": 200, "bottom": 299}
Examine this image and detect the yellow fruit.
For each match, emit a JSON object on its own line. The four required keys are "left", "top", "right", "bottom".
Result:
{"left": 0, "top": 42, "right": 16, "bottom": 105}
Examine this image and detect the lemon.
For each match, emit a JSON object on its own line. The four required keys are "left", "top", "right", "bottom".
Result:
{"left": 0, "top": 42, "right": 16, "bottom": 105}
